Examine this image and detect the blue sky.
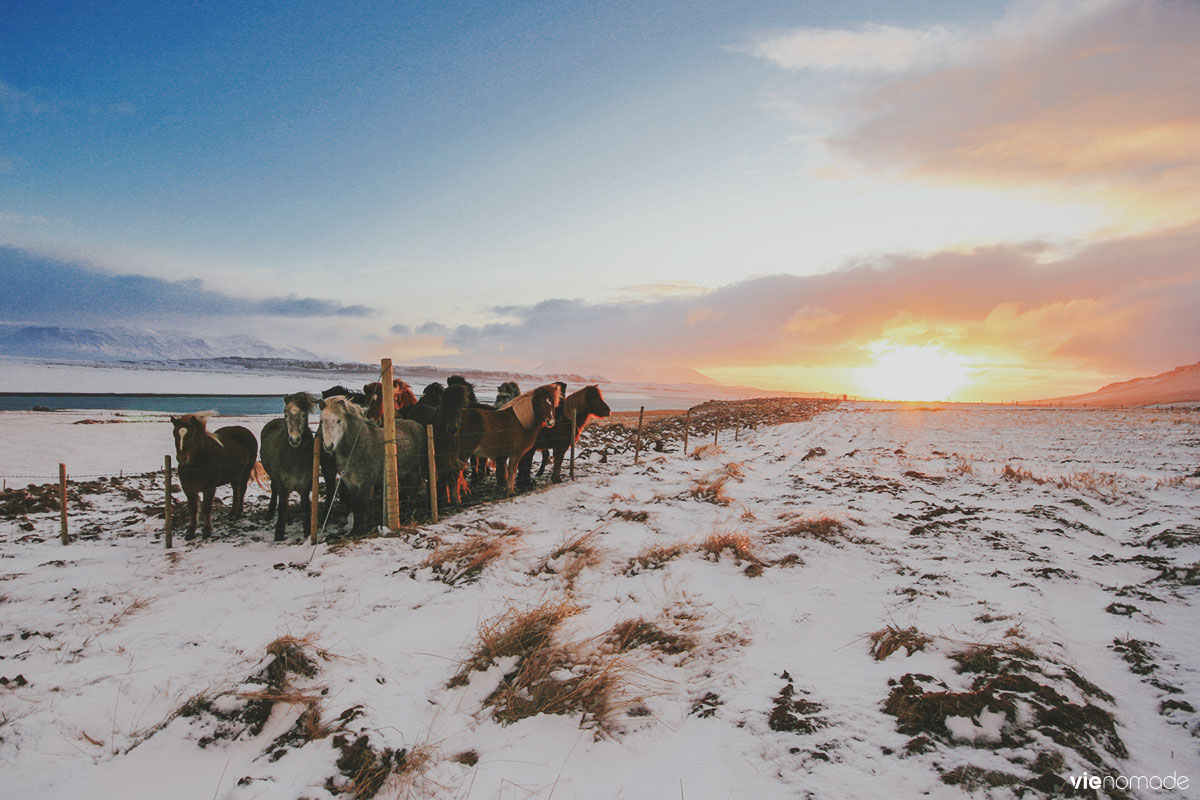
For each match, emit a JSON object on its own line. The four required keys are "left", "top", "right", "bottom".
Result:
{"left": 3, "top": 1, "right": 1198, "bottom": 399}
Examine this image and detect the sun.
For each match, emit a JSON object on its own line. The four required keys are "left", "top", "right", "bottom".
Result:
{"left": 855, "top": 343, "right": 971, "bottom": 401}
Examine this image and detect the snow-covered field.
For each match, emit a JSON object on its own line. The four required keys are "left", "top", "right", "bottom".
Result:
{"left": 1, "top": 404, "right": 1198, "bottom": 799}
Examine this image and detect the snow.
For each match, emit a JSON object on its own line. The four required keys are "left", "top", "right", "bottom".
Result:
{"left": 1, "top": 403, "right": 1198, "bottom": 799}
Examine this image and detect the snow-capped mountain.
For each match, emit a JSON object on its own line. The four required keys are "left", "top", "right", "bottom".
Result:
{"left": 0, "top": 325, "right": 320, "bottom": 362}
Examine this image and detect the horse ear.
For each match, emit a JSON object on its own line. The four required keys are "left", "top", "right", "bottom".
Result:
{"left": 319, "top": 399, "right": 327, "bottom": 409}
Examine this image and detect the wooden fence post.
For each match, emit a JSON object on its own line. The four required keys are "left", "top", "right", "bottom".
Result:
{"left": 713, "top": 425, "right": 718, "bottom": 446}
{"left": 164, "top": 455, "right": 173, "bottom": 549}
{"left": 59, "top": 463, "right": 69, "bottom": 545}
{"left": 682, "top": 408, "right": 691, "bottom": 457}
{"left": 426, "top": 424, "right": 438, "bottom": 524}
{"left": 633, "top": 406, "right": 645, "bottom": 465}
{"left": 310, "top": 433, "right": 320, "bottom": 545}
{"left": 380, "top": 359, "right": 401, "bottom": 531}
{"left": 569, "top": 409, "right": 577, "bottom": 481}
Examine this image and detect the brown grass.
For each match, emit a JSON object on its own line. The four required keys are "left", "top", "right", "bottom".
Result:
{"left": 483, "top": 642, "right": 624, "bottom": 730}
{"left": 421, "top": 534, "right": 513, "bottom": 585}
{"left": 947, "top": 456, "right": 975, "bottom": 476}
{"left": 768, "top": 515, "right": 848, "bottom": 543}
{"left": 690, "top": 444, "right": 723, "bottom": 460}
{"left": 624, "top": 542, "right": 687, "bottom": 574}
{"left": 1001, "top": 464, "right": 1044, "bottom": 484}
{"left": 449, "top": 600, "right": 581, "bottom": 687}
{"left": 690, "top": 473, "right": 733, "bottom": 505}
{"left": 699, "top": 532, "right": 763, "bottom": 566}
{"left": 533, "top": 531, "right": 604, "bottom": 589}
{"left": 606, "top": 618, "right": 696, "bottom": 655}
{"left": 869, "top": 625, "right": 934, "bottom": 660}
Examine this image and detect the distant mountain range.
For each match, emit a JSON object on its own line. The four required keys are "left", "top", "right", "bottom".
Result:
{"left": 1042, "top": 360, "right": 1200, "bottom": 406}
{"left": 0, "top": 325, "right": 320, "bottom": 362}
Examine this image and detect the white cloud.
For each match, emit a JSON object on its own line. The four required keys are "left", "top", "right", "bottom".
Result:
{"left": 750, "top": 23, "right": 956, "bottom": 73}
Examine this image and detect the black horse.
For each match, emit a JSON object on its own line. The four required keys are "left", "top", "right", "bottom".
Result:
{"left": 259, "top": 392, "right": 318, "bottom": 541}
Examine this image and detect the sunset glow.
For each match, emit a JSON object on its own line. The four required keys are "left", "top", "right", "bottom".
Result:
{"left": 855, "top": 344, "right": 971, "bottom": 402}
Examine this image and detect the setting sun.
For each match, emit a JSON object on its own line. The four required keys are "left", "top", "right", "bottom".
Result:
{"left": 855, "top": 343, "right": 971, "bottom": 401}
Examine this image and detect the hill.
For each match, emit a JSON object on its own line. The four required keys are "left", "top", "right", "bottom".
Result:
{"left": 1042, "top": 360, "right": 1200, "bottom": 406}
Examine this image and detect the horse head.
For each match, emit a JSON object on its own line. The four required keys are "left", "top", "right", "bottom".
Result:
{"left": 439, "top": 383, "right": 471, "bottom": 435}
{"left": 420, "top": 382, "right": 445, "bottom": 405}
{"left": 170, "top": 411, "right": 218, "bottom": 466}
{"left": 533, "top": 383, "right": 562, "bottom": 429}
{"left": 283, "top": 392, "right": 316, "bottom": 448}
{"left": 584, "top": 385, "right": 611, "bottom": 419}
{"left": 319, "top": 396, "right": 356, "bottom": 454}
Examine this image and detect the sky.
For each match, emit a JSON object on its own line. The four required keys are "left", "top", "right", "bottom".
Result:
{"left": 2, "top": 0, "right": 1198, "bottom": 401}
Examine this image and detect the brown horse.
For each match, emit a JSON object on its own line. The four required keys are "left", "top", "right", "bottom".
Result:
{"left": 364, "top": 379, "right": 418, "bottom": 423}
{"left": 517, "top": 385, "right": 611, "bottom": 486}
{"left": 457, "top": 383, "right": 561, "bottom": 496}
{"left": 170, "top": 412, "right": 257, "bottom": 539}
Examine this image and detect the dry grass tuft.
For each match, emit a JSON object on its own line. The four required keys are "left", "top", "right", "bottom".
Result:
{"left": 690, "top": 473, "right": 733, "bottom": 505}
{"left": 422, "top": 534, "right": 513, "bottom": 585}
{"left": 869, "top": 625, "right": 934, "bottom": 660}
{"left": 699, "top": 531, "right": 763, "bottom": 566}
{"left": 768, "top": 515, "right": 848, "bottom": 543}
{"left": 1001, "top": 464, "right": 1044, "bottom": 484}
{"left": 449, "top": 601, "right": 581, "bottom": 688}
{"left": 483, "top": 643, "right": 624, "bottom": 730}
{"left": 624, "top": 542, "right": 687, "bottom": 575}
{"left": 947, "top": 456, "right": 975, "bottom": 476}
{"left": 690, "top": 444, "right": 723, "bottom": 460}
{"left": 533, "top": 531, "right": 604, "bottom": 589}
{"left": 606, "top": 618, "right": 696, "bottom": 655}
{"left": 720, "top": 461, "right": 748, "bottom": 480}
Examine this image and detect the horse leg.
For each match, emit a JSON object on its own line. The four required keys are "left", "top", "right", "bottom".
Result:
{"left": 299, "top": 489, "right": 311, "bottom": 540}
{"left": 537, "top": 449, "right": 550, "bottom": 477}
{"left": 184, "top": 488, "right": 199, "bottom": 540}
{"left": 515, "top": 450, "right": 534, "bottom": 490}
{"left": 267, "top": 483, "right": 279, "bottom": 517}
{"left": 232, "top": 466, "right": 251, "bottom": 519}
{"left": 551, "top": 446, "right": 567, "bottom": 483}
{"left": 275, "top": 489, "right": 289, "bottom": 542}
{"left": 495, "top": 458, "right": 513, "bottom": 496}
{"left": 201, "top": 489, "right": 215, "bottom": 537}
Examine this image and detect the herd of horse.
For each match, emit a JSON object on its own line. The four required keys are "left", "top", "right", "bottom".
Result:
{"left": 168, "top": 376, "right": 612, "bottom": 541}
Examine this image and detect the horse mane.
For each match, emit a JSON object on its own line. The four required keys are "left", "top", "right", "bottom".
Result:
{"left": 501, "top": 383, "right": 562, "bottom": 429}
{"left": 174, "top": 411, "right": 223, "bottom": 445}
{"left": 284, "top": 392, "right": 317, "bottom": 414}
{"left": 323, "top": 395, "right": 367, "bottom": 422}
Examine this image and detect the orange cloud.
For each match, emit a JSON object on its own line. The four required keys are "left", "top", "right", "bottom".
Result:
{"left": 422, "top": 223, "right": 1200, "bottom": 400}
{"left": 829, "top": 0, "right": 1200, "bottom": 227}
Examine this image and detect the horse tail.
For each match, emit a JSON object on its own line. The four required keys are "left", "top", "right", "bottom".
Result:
{"left": 250, "top": 462, "right": 270, "bottom": 489}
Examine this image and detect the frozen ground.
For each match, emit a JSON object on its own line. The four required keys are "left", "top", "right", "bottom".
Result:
{"left": 1, "top": 403, "right": 1198, "bottom": 799}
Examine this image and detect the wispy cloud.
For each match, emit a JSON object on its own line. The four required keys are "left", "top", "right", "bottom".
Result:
{"left": 749, "top": 23, "right": 956, "bottom": 73}
{"left": 0, "top": 246, "right": 376, "bottom": 323}
{"left": 0, "top": 79, "right": 57, "bottom": 116}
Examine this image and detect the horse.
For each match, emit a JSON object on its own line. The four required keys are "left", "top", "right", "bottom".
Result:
{"left": 516, "top": 385, "right": 610, "bottom": 486}
{"left": 457, "top": 383, "right": 561, "bottom": 496}
{"left": 170, "top": 412, "right": 258, "bottom": 539}
{"left": 363, "top": 379, "right": 418, "bottom": 423}
{"left": 259, "top": 393, "right": 320, "bottom": 541}
{"left": 320, "top": 395, "right": 426, "bottom": 536}
{"left": 430, "top": 382, "right": 474, "bottom": 504}
{"left": 494, "top": 381, "right": 521, "bottom": 408}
